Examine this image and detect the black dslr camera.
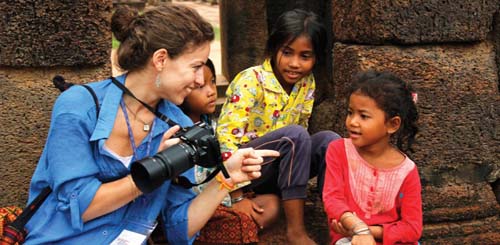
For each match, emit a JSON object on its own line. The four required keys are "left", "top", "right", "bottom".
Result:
{"left": 131, "top": 121, "right": 222, "bottom": 193}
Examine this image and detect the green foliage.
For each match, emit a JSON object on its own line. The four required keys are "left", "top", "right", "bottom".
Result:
{"left": 112, "top": 36, "right": 120, "bottom": 50}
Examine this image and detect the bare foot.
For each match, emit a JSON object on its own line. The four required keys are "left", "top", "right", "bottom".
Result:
{"left": 286, "top": 231, "right": 317, "bottom": 245}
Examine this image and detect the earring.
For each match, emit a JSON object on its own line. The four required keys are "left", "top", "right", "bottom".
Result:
{"left": 155, "top": 75, "right": 161, "bottom": 88}
{"left": 155, "top": 68, "right": 163, "bottom": 88}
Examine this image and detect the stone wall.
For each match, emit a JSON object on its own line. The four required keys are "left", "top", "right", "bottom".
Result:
{"left": 0, "top": 1, "right": 111, "bottom": 67}
{"left": 0, "top": 0, "right": 112, "bottom": 207}
{"left": 219, "top": 0, "right": 268, "bottom": 81}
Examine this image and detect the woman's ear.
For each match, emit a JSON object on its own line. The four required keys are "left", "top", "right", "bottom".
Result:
{"left": 387, "top": 116, "right": 401, "bottom": 134}
{"left": 152, "top": 48, "right": 169, "bottom": 72}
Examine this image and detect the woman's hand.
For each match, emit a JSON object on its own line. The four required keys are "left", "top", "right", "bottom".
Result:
{"left": 225, "top": 148, "right": 279, "bottom": 184}
{"left": 158, "top": 125, "right": 181, "bottom": 152}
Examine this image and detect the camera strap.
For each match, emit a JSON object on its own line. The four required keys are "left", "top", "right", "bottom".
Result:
{"left": 111, "top": 77, "right": 231, "bottom": 189}
{"left": 110, "top": 77, "right": 177, "bottom": 127}
{"left": 173, "top": 167, "right": 221, "bottom": 189}
{"left": 173, "top": 134, "right": 230, "bottom": 189}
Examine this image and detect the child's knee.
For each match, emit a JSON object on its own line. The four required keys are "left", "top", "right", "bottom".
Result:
{"left": 283, "top": 125, "right": 310, "bottom": 141}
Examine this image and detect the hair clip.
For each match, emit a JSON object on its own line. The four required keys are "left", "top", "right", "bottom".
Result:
{"left": 411, "top": 92, "right": 418, "bottom": 104}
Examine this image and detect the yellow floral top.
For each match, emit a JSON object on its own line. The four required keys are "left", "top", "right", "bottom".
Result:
{"left": 216, "top": 58, "right": 316, "bottom": 155}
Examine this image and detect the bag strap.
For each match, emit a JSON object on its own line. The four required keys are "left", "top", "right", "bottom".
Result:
{"left": 4, "top": 84, "right": 102, "bottom": 236}
{"left": 81, "top": 84, "right": 100, "bottom": 119}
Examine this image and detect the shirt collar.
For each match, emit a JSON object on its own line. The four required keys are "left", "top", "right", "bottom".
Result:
{"left": 90, "top": 74, "right": 191, "bottom": 141}
{"left": 260, "top": 59, "right": 310, "bottom": 94}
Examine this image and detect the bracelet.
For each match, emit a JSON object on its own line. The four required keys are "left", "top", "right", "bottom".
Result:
{"left": 231, "top": 195, "right": 245, "bottom": 203}
{"left": 215, "top": 173, "right": 234, "bottom": 191}
{"left": 340, "top": 213, "right": 355, "bottom": 223}
{"left": 350, "top": 220, "right": 366, "bottom": 232}
{"left": 353, "top": 227, "right": 371, "bottom": 235}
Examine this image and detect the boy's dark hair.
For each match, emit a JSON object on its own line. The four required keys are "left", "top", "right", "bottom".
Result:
{"left": 179, "top": 58, "right": 216, "bottom": 116}
{"left": 265, "top": 9, "right": 327, "bottom": 65}
{"left": 204, "top": 58, "right": 216, "bottom": 84}
{"left": 349, "top": 70, "right": 419, "bottom": 153}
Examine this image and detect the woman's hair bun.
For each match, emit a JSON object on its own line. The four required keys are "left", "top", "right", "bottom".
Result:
{"left": 111, "top": 5, "right": 139, "bottom": 43}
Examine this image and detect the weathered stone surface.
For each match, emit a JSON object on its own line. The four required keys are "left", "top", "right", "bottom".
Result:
{"left": 422, "top": 183, "right": 499, "bottom": 223}
{"left": 219, "top": 0, "right": 267, "bottom": 81}
{"left": 326, "top": 42, "right": 500, "bottom": 242}
{"left": 332, "top": 0, "right": 500, "bottom": 44}
{"left": 0, "top": 66, "right": 110, "bottom": 207}
{"left": 0, "top": 1, "right": 112, "bottom": 67}
{"left": 422, "top": 216, "right": 500, "bottom": 244}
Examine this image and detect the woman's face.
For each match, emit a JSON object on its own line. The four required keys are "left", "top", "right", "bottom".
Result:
{"left": 157, "top": 42, "right": 211, "bottom": 105}
{"left": 273, "top": 34, "right": 316, "bottom": 91}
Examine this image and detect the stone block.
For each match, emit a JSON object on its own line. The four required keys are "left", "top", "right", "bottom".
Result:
{"left": 332, "top": 0, "right": 500, "bottom": 44}
{"left": 219, "top": 0, "right": 267, "bottom": 81}
{"left": 0, "top": 66, "right": 110, "bottom": 207}
{"left": 422, "top": 216, "right": 500, "bottom": 244}
{"left": 0, "top": 1, "right": 112, "bottom": 67}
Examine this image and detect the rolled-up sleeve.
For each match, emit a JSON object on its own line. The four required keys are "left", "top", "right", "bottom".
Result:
{"left": 163, "top": 168, "right": 197, "bottom": 244}
{"left": 45, "top": 110, "right": 102, "bottom": 230}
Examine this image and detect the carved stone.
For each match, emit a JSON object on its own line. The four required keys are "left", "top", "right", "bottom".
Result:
{"left": 0, "top": 1, "right": 112, "bottom": 67}
{"left": 332, "top": 0, "right": 499, "bottom": 44}
{"left": 219, "top": 0, "right": 267, "bottom": 81}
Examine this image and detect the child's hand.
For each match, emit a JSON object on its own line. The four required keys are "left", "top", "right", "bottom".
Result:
{"left": 158, "top": 125, "right": 181, "bottom": 152}
{"left": 331, "top": 219, "right": 350, "bottom": 236}
{"left": 232, "top": 198, "right": 265, "bottom": 228}
{"left": 351, "top": 234, "right": 376, "bottom": 245}
{"left": 225, "top": 148, "right": 280, "bottom": 184}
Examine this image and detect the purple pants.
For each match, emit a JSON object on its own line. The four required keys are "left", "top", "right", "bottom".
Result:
{"left": 241, "top": 125, "right": 340, "bottom": 200}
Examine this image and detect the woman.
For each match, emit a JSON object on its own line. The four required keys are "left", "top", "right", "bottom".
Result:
{"left": 24, "top": 4, "right": 278, "bottom": 244}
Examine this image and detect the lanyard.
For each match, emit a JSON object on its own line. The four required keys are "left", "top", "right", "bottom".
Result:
{"left": 111, "top": 77, "right": 177, "bottom": 127}
{"left": 120, "top": 99, "right": 155, "bottom": 161}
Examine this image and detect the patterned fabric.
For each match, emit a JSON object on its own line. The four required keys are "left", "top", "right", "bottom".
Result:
{"left": 0, "top": 206, "right": 24, "bottom": 245}
{"left": 195, "top": 205, "right": 259, "bottom": 244}
{"left": 217, "top": 59, "right": 315, "bottom": 155}
{"left": 344, "top": 139, "right": 415, "bottom": 219}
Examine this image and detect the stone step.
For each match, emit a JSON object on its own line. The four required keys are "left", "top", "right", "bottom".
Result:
{"left": 215, "top": 74, "right": 229, "bottom": 98}
{"left": 214, "top": 74, "right": 228, "bottom": 117}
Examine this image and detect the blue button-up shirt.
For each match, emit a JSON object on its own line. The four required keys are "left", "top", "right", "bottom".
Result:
{"left": 25, "top": 74, "right": 197, "bottom": 244}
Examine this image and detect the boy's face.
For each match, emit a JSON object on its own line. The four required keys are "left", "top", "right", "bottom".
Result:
{"left": 184, "top": 65, "right": 217, "bottom": 116}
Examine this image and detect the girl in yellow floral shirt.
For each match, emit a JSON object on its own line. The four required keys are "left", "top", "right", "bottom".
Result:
{"left": 217, "top": 9, "right": 340, "bottom": 245}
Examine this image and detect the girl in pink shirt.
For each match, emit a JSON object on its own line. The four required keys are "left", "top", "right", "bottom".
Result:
{"left": 323, "top": 70, "right": 422, "bottom": 245}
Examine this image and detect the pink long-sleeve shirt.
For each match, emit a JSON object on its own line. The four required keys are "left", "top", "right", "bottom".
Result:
{"left": 323, "top": 139, "right": 422, "bottom": 245}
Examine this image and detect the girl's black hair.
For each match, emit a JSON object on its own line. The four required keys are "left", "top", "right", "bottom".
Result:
{"left": 349, "top": 70, "right": 419, "bottom": 153}
{"left": 265, "top": 9, "right": 327, "bottom": 64}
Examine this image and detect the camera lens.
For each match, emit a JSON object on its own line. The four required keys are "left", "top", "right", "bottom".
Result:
{"left": 131, "top": 143, "right": 197, "bottom": 193}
